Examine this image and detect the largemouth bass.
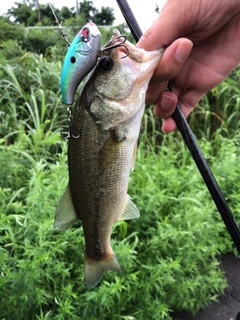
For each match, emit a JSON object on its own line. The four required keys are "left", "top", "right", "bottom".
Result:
{"left": 55, "top": 29, "right": 163, "bottom": 288}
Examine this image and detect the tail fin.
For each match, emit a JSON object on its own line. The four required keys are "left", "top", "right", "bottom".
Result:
{"left": 84, "top": 253, "right": 122, "bottom": 289}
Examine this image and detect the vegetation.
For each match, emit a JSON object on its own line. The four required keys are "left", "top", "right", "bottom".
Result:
{"left": 1, "top": 4, "right": 240, "bottom": 320}
{"left": 5, "top": 0, "right": 115, "bottom": 26}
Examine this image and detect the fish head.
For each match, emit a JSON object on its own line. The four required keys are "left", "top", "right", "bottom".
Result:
{"left": 61, "top": 22, "right": 102, "bottom": 105}
{"left": 85, "top": 29, "right": 164, "bottom": 130}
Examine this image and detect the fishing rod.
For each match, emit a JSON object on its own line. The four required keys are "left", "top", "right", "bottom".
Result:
{"left": 116, "top": 0, "right": 240, "bottom": 253}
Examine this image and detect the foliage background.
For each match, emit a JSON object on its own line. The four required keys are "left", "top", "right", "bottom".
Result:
{"left": 1, "top": 3, "right": 240, "bottom": 320}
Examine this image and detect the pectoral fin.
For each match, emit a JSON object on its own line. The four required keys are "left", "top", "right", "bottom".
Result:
{"left": 98, "top": 135, "right": 122, "bottom": 169}
{"left": 118, "top": 194, "right": 140, "bottom": 220}
{"left": 54, "top": 184, "right": 79, "bottom": 230}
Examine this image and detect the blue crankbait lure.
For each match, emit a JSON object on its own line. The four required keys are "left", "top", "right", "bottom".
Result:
{"left": 61, "top": 22, "right": 101, "bottom": 105}
{"left": 49, "top": 3, "right": 101, "bottom": 105}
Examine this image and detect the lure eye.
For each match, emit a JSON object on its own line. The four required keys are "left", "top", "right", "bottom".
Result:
{"left": 99, "top": 56, "right": 113, "bottom": 71}
{"left": 81, "top": 27, "right": 90, "bottom": 42}
{"left": 70, "top": 56, "right": 76, "bottom": 63}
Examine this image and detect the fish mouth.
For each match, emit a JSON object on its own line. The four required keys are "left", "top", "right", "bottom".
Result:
{"left": 116, "top": 44, "right": 129, "bottom": 59}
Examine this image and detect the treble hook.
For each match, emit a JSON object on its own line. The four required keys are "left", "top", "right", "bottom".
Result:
{"left": 100, "top": 35, "right": 129, "bottom": 59}
{"left": 60, "top": 105, "right": 80, "bottom": 139}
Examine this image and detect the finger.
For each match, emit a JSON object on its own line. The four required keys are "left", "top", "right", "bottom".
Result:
{"left": 156, "top": 88, "right": 206, "bottom": 133}
{"left": 145, "top": 38, "right": 192, "bottom": 104}
{"left": 152, "top": 91, "right": 178, "bottom": 118}
{"left": 162, "top": 117, "right": 178, "bottom": 133}
{"left": 145, "top": 82, "right": 168, "bottom": 105}
{"left": 149, "top": 38, "right": 193, "bottom": 85}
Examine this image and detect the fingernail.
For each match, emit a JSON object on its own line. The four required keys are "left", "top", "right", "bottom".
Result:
{"left": 162, "top": 126, "right": 168, "bottom": 133}
{"left": 160, "top": 94, "right": 176, "bottom": 110}
{"left": 174, "top": 42, "right": 191, "bottom": 62}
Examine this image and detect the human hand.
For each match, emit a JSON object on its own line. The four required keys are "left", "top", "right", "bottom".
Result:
{"left": 137, "top": 0, "right": 240, "bottom": 132}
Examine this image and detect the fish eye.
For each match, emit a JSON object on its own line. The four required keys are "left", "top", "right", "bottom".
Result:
{"left": 99, "top": 56, "right": 113, "bottom": 71}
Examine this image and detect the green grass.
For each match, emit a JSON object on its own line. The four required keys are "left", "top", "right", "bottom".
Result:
{"left": 2, "top": 124, "right": 239, "bottom": 319}
{"left": 188, "top": 67, "right": 240, "bottom": 139}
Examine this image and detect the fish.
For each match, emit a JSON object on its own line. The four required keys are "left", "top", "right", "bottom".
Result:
{"left": 54, "top": 29, "right": 164, "bottom": 288}
{"left": 61, "top": 22, "right": 101, "bottom": 105}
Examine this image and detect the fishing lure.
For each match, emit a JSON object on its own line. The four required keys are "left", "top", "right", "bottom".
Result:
{"left": 49, "top": 3, "right": 102, "bottom": 139}
{"left": 49, "top": 3, "right": 102, "bottom": 106}
{"left": 61, "top": 22, "right": 102, "bottom": 106}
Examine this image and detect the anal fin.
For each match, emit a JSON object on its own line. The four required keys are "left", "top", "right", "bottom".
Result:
{"left": 54, "top": 184, "right": 79, "bottom": 230}
{"left": 118, "top": 194, "right": 140, "bottom": 220}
